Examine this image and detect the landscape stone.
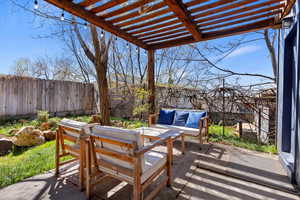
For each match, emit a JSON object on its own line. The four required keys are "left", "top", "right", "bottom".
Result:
{"left": 12, "top": 126, "right": 45, "bottom": 147}
{"left": 42, "top": 130, "right": 56, "bottom": 141}
{"left": 0, "top": 138, "right": 14, "bottom": 156}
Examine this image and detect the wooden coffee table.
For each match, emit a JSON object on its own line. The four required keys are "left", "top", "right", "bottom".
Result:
{"left": 136, "top": 127, "right": 185, "bottom": 160}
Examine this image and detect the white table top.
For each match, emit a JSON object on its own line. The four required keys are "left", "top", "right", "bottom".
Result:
{"left": 135, "top": 127, "right": 184, "bottom": 139}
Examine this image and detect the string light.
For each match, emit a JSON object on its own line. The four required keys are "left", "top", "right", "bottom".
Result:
{"left": 126, "top": 43, "right": 129, "bottom": 48}
{"left": 60, "top": 9, "right": 65, "bottom": 21}
{"left": 101, "top": 30, "right": 104, "bottom": 38}
{"left": 84, "top": 22, "right": 88, "bottom": 29}
{"left": 34, "top": 0, "right": 38, "bottom": 9}
{"left": 136, "top": 47, "right": 138, "bottom": 52}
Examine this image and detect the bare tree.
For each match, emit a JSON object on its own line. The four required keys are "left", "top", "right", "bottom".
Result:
{"left": 73, "top": 23, "right": 113, "bottom": 125}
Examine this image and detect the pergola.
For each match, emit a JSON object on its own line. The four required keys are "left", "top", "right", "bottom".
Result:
{"left": 45, "top": 0, "right": 295, "bottom": 113}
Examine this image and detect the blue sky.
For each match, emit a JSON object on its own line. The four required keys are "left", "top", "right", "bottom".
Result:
{"left": 0, "top": 0, "right": 274, "bottom": 84}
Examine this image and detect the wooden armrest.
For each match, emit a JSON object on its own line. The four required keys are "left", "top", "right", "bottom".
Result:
{"left": 134, "top": 136, "right": 171, "bottom": 156}
{"left": 198, "top": 116, "right": 209, "bottom": 129}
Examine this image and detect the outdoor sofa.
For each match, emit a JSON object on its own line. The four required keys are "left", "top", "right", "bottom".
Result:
{"left": 149, "top": 108, "right": 209, "bottom": 144}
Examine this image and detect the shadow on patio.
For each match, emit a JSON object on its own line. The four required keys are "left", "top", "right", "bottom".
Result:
{"left": 0, "top": 140, "right": 299, "bottom": 200}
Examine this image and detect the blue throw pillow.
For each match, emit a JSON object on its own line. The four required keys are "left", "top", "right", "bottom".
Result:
{"left": 157, "top": 109, "right": 175, "bottom": 125}
{"left": 173, "top": 111, "right": 189, "bottom": 126}
{"left": 185, "top": 112, "right": 206, "bottom": 128}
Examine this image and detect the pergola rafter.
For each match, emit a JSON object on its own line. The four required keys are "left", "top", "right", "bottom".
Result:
{"left": 44, "top": 0, "right": 290, "bottom": 50}
{"left": 164, "top": 0, "right": 202, "bottom": 41}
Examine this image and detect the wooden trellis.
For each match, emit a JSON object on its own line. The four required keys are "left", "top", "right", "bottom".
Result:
{"left": 45, "top": 0, "right": 294, "bottom": 50}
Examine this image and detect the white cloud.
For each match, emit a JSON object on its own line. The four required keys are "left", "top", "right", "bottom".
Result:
{"left": 226, "top": 45, "right": 261, "bottom": 59}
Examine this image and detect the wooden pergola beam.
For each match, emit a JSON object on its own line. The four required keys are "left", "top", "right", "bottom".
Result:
{"left": 147, "top": 50, "right": 155, "bottom": 114}
{"left": 149, "top": 18, "right": 280, "bottom": 49}
{"left": 281, "top": 0, "right": 296, "bottom": 19}
{"left": 44, "top": 0, "right": 149, "bottom": 49}
{"left": 164, "top": 0, "right": 202, "bottom": 41}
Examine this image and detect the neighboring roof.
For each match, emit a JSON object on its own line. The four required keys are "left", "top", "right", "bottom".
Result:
{"left": 45, "top": 0, "right": 295, "bottom": 50}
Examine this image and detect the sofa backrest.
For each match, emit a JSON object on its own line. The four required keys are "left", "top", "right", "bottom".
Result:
{"left": 158, "top": 108, "right": 207, "bottom": 128}
{"left": 90, "top": 126, "right": 145, "bottom": 171}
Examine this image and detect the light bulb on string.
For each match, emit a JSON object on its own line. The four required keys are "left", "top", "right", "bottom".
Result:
{"left": 34, "top": 0, "right": 38, "bottom": 9}
{"left": 126, "top": 43, "right": 129, "bottom": 48}
{"left": 60, "top": 9, "right": 65, "bottom": 21}
{"left": 101, "top": 30, "right": 104, "bottom": 38}
{"left": 84, "top": 22, "right": 88, "bottom": 30}
{"left": 136, "top": 47, "right": 138, "bottom": 52}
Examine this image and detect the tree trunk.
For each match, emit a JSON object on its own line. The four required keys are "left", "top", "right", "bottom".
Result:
{"left": 96, "top": 63, "right": 110, "bottom": 125}
{"left": 264, "top": 29, "right": 277, "bottom": 80}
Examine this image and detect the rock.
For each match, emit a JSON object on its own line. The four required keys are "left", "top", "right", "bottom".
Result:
{"left": 0, "top": 138, "right": 13, "bottom": 156}
{"left": 42, "top": 130, "right": 56, "bottom": 141}
{"left": 40, "top": 122, "right": 50, "bottom": 131}
{"left": 8, "top": 129, "right": 18, "bottom": 136}
{"left": 12, "top": 126, "right": 45, "bottom": 147}
{"left": 89, "top": 115, "right": 102, "bottom": 124}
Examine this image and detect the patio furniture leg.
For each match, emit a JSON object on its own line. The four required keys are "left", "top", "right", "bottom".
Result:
{"left": 133, "top": 157, "right": 142, "bottom": 200}
{"left": 85, "top": 141, "right": 92, "bottom": 199}
{"left": 166, "top": 139, "right": 172, "bottom": 187}
{"left": 55, "top": 129, "right": 60, "bottom": 176}
{"left": 79, "top": 139, "right": 85, "bottom": 191}
{"left": 181, "top": 135, "right": 185, "bottom": 155}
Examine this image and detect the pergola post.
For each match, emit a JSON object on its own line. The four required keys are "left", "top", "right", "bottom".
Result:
{"left": 147, "top": 49, "right": 155, "bottom": 114}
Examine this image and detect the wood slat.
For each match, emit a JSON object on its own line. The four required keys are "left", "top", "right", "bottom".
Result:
{"left": 149, "top": 18, "right": 279, "bottom": 49}
{"left": 116, "top": 9, "right": 174, "bottom": 27}
{"left": 136, "top": 24, "right": 184, "bottom": 38}
{"left": 123, "top": 15, "right": 179, "bottom": 32}
{"left": 79, "top": 0, "right": 101, "bottom": 7}
{"left": 185, "top": 0, "right": 211, "bottom": 7}
{"left": 201, "top": 11, "right": 280, "bottom": 32}
{"left": 204, "top": 18, "right": 278, "bottom": 38}
{"left": 90, "top": 0, "right": 127, "bottom": 14}
{"left": 129, "top": 20, "right": 183, "bottom": 35}
{"left": 44, "top": 0, "right": 149, "bottom": 49}
{"left": 194, "top": 0, "right": 261, "bottom": 19}
{"left": 198, "top": 4, "right": 284, "bottom": 28}
{"left": 164, "top": 0, "right": 201, "bottom": 40}
{"left": 195, "top": 0, "right": 283, "bottom": 23}
{"left": 145, "top": 31, "right": 190, "bottom": 43}
{"left": 108, "top": 2, "right": 167, "bottom": 24}
{"left": 190, "top": 0, "right": 238, "bottom": 14}
{"left": 140, "top": 27, "right": 187, "bottom": 40}
{"left": 101, "top": 0, "right": 152, "bottom": 19}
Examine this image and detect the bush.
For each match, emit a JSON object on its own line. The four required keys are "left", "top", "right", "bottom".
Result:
{"left": 132, "top": 88, "right": 150, "bottom": 119}
{"left": 37, "top": 110, "right": 49, "bottom": 123}
{"left": 48, "top": 119, "right": 58, "bottom": 130}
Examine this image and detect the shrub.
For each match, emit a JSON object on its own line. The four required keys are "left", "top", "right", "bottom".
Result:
{"left": 48, "top": 119, "right": 58, "bottom": 130}
{"left": 37, "top": 110, "right": 49, "bottom": 123}
{"left": 132, "top": 88, "right": 150, "bottom": 119}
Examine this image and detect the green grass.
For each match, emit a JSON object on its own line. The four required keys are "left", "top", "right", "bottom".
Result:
{"left": 0, "top": 141, "right": 71, "bottom": 188}
{"left": 208, "top": 125, "right": 277, "bottom": 154}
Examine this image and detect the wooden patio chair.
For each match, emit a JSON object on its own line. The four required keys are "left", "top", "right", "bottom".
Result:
{"left": 84, "top": 126, "right": 172, "bottom": 200}
{"left": 55, "top": 118, "right": 92, "bottom": 190}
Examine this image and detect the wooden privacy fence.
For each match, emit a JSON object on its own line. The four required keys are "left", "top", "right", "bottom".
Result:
{"left": 0, "top": 75, "right": 95, "bottom": 120}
